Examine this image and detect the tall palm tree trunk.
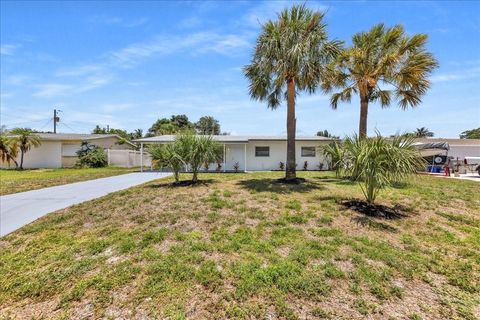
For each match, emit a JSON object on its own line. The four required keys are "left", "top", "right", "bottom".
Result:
{"left": 286, "top": 78, "right": 297, "bottom": 181}
{"left": 359, "top": 93, "right": 369, "bottom": 139}
{"left": 19, "top": 150, "right": 25, "bottom": 170}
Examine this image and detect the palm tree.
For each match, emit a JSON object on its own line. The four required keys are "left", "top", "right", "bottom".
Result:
{"left": 176, "top": 134, "right": 222, "bottom": 183}
{"left": 10, "top": 128, "right": 41, "bottom": 170}
{"left": 244, "top": 4, "right": 341, "bottom": 181}
{"left": 344, "top": 133, "right": 424, "bottom": 204}
{"left": 414, "top": 127, "right": 434, "bottom": 137}
{"left": 323, "top": 24, "right": 438, "bottom": 138}
{"left": 149, "top": 143, "right": 185, "bottom": 183}
{"left": 0, "top": 133, "right": 19, "bottom": 168}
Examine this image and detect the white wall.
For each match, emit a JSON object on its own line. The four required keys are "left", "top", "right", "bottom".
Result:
{"left": 243, "top": 140, "right": 330, "bottom": 171}
{"left": 1, "top": 141, "right": 62, "bottom": 169}
{"left": 449, "top": 145, "right": 480, "bottom": 160}
{"left": 224, "top": 144, "right": 246, "bottom": 171}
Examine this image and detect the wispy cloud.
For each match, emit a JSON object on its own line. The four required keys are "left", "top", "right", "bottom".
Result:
{"left": 431, "top": 66, "right": 480, "bottom": 83}
{"left": 89, "top": 15, "right": 149, "bottom": 28}
{"left": 241, "top": 1, "right": 328, "bottom": 29}
{"left": 3, "top": 74, "right": 32, "bottom": 86}
{"left": 107, "top": 31, "right": 251, "bottom": 67}
{"left": 100, "top": 103, "right": 135, "bottom": 113}
{"left": 0, "top": 44, "right": 18, "bottom": 56}
{"left": 33, "top": 74, "right": 113, "bottom": 97}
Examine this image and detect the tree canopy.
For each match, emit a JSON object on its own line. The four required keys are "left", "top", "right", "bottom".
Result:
{"left": 323, "top": 23, "right": 438, "bottom": 138}
{"left": 460, "top": 128, "right": 480, "bottom": 139}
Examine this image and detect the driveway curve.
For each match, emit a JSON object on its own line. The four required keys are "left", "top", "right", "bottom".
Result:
{"left": 0, "top": 172, "right": 171, "bottom": 237}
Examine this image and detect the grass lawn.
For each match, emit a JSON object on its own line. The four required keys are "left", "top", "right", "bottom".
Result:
{"left": 0, "top": 167, "right": 136, "bottom": 195}
{"left": 0, "top": 171, "right": 479, "bottom": 319}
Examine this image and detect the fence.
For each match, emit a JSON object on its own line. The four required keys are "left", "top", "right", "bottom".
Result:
{"left": 107, "top": 149, "right": 152, "bottom": 168}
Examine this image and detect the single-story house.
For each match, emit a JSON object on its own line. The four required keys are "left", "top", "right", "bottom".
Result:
{"left": 1, "top": 133, "right": 135, "bottom": 169}
{"left": 134, "top": 135, "right": 336, "bottom": 172}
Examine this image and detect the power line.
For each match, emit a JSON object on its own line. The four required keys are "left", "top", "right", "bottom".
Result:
{"left": 59, "top": 121, "right": 79, "bottom": 133}
{"left": 1, "top": 118, "right": 51, "bottom": 127}
{"left": 38, "top": 118, "right": 53, "bottom": 131}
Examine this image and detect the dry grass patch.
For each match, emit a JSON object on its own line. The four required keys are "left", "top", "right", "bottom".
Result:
{"left": 0, "top": 167, "right": 135, "bottom": 195}
{"left": 0, "top": 171, "right": 479, "bottom": 319}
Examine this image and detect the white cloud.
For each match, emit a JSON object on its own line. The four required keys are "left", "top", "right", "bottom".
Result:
{"left": 56, "top": 64, "right": 102, "bottom": 77}
{"left": 241, "top": 1, "right": 329, "bottom": 29}
{"left": 33, "top": 74, "right": 113, "bottom": 97}
{"left": 100, "top": 103, "right": 135, "bottom": 112}
{"left": 107, "top": 32, "right": 251, "bottom": 67}
{"left": 178, "top": 17, "right": 203, "bottom": 29}
{"left": 431, "top": 66, "right": 480, "bottom": 83}
{"left": 0, "top": 92, "right": 13, "bottom": 99}
{"left": 90, "top": 15, "right": 149, "bottom": 28}
{"left": 33, "top": 84, "right": 73, "bottom": 97}
{"left": 0, "top": 44, "right": 18, "bottom": 56}
{"left": 3, "top": 74, "right": 32, "bottom": 86}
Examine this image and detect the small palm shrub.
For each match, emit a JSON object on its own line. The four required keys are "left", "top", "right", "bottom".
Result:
{"left": 76, "top": 142, "right": 107, "bottom": 168}
{"left": 321, "top": 142, "right": 346, "bottom": 177}
{"left": 0, "top": 133, "right": 19, "bottom": 168}
{"left": 149, "top": 143, "right": 185, "bottom": 183}
{"left": 233, "top": 162, "right": 240, "bottom": 173}
{"left": 345, "top": 134, "right": 424, "bottom": 204}
{"left": 303, "top": 161, "right": 308, "bottom": 171}
{"left": 177, "top": 134, "right": 222, "bottom": 182}
{"left": 10, "top": 128, "right": 41, "bottom": 170}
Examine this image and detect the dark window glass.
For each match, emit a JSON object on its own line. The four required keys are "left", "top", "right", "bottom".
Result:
{"left": 301, "top": 147, "right": 316, "bottom": 157}
{"left": 255, "top": 146, "right": 270, "bottom": 157}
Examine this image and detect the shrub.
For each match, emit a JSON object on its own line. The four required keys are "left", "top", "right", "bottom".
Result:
{"left": 303, "top": 161, "right": 308, "bottom": 171}
{"left": 149, "top": 143, "right": 185, "bottom": 183}
{"left": 233, "top": 162, "right": 240, "bottom": 173}
{"left": 344, "top": 133, "right": 424, "bottom": 204}
{"left": 321, "top": 142, "right": 346, "bottom": 178}
{"left": 76, "top": 142, "right": 107, "bottom": 168}
{"left": 176, "top": 134, "right": 222, "bottom": 182}
{"left": 279, "top": 162, "right": 285, "bottom": 170}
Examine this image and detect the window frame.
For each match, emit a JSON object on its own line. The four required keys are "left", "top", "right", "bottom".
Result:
{"left": 255, "top": 146, "right": 270, "bottom": 157}
{"left": 301, "top": 146, "right": 316, "bottom": 157}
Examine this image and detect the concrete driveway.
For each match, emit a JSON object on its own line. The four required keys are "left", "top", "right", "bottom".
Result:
{"left": 0, "top": 172, "right": 171, "bottom": 237}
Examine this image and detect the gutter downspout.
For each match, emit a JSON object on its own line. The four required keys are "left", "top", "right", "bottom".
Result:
{"left": 244, "top": 143, "right": 247, "bottom": 172}
{"left": 140, "top": 143, "right": 143, "bottom": 172}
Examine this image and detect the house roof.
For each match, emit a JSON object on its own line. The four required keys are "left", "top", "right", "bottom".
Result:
{"left": 413, "top": 138, "right": 480, "bottom": 146}
{"left": 134, "top": 135, "right": 337, "bottom": 144}
{"left": 15, "top": 133, "right": 137, "bottom": 147}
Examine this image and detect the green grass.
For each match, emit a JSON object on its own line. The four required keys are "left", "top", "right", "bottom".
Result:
{"left": 0, "top": 171, "right": 479, "bottom": 319}
{"left": 0, "top": 167, "right": 135, "bottom": 195}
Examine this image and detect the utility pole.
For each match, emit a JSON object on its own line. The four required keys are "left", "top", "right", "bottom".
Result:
{"left": 53, "top": 109, "right": 61, "bottom": 133}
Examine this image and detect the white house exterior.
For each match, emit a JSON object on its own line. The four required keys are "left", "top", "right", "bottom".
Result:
{"left": 134, "top": 135, "right": 336, "bottom": 172}
{"left": 1, "top": 133, "right": 134, "bottom": 169}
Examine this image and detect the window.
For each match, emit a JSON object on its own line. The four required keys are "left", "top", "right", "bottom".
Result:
{"left": 255, "top": 146, "right": 270, "bottom": 157}
{"left": 301, "top": 146, "right": 316, "bottom": 157}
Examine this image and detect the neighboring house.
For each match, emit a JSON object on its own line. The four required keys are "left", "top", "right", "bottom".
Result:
{"left": 1, "top": 133, "right": 135, "bottom": 169}
{"left": 414, "top": 138, "right": 480, "bottom": 160}
{"left": 134, "top": 135, "right": 336, "bottom": 172}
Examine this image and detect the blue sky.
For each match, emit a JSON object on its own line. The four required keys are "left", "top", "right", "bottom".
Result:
{"left": 1, "top": 1, "right": 479, "bottom": 138}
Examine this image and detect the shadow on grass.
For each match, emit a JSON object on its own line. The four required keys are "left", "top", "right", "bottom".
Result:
{"left": 342, "top": 199, "right": 409, "bottom": 220}
{"left": 146, "top": 179, "right": 216, "bottom": 189}
{"left": 313, "top": 176, "right": 356, "bottom": 186}
{"left": 351, "top": 216, "right": 398, "bottom": 233}
{"left": 237, "top": 178, "right": 323, "bottom": 194}
{"left": 391, "top": 181, "right": 410, "bottom": 189}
